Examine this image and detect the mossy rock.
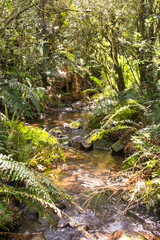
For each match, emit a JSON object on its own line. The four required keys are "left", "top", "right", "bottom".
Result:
{"left": 69, "top": 121, "right": 82, "bottom": 129}
{"left": 58, "top": 135, "right": 71, "bottom": 146}
{"left": 111, "top": 140, "right": 125, "bottom": 155}
{"left": 51, "top": 127, "right": 62, "bottom": 136}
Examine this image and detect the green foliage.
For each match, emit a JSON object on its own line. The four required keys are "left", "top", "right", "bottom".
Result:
{"left": 1, "top": 117, "right": 64, "bottom": 165}
{"left": 0, "top": 154, "right": 70, "bottom": 222}
{"left": 89, "top": 82, "right": 160, "bottom": 208}
{"left": 0, "top": 200, "right": 14, "bottom": 230}
{"left": 92, "top": 90, "right": 118, "bottom": 116}
{"left": 124, "top": 124, "right": 160, "bottom": 209}
{"left": 103, "top": 99, "right": 146, "bottom": 123}
{"left": 0, "top": 114, "right": 67, "bottom": 229}
{"left": 88, "top": 98, "right": 146, "bottom": 142}
{"left": 0, "top": 80, "right": 45, "bottom": 118}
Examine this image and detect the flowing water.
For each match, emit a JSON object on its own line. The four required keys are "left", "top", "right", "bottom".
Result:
{"left": 15, "top": 103, "right": 160, "bottom": 239}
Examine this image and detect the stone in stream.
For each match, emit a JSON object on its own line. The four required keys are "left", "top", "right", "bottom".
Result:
{"left": 69, "top": 121, "right": 83, "bottom": 130}
{"left": 80, "top": 140, "right": 93, "bottom": 151}
{"left": 64, "top": 121, "right": 82, "bottom": 130}
{"left": 109, "top": 229, "right": 147, "bottom": 240}
{"left": 111, "top": 140, "right": 125, "bottom": 155}
{"left": 22, "top": 206, "right": 39, "bottom": 220}
{"left": 50, "top": 127, "right": 62, "bottom": 137}
{"left": 58, "top": 135, "right": 72, "bottom": 146}
{"left": 31, "top": 236, "right": 45, "bottom": 240}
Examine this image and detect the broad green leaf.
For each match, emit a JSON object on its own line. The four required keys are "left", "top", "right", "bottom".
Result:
{"left": 64, "top": 20, "right": 69, "bottom": 27}
{"left": 69, "top": 0, "right": 73, "bottom": 5}
{"left": 5, "top": 0, "right": 12, "bottom": 9}
{"left": 90, "top": 76, "right": 102, "bottom": 88}
{"left": 61, "top": 11, "right": 66, "bottom": 16}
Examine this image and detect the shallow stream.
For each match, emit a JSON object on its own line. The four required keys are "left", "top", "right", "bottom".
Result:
{"left": 15, "top": 102, "right": 160, "bottom": 239}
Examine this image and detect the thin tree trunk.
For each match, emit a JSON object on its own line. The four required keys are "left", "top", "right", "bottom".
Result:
{"left": 111, "top": 28, "right": 125, "bottom": 91}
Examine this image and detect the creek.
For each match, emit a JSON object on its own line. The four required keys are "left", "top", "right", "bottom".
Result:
{"left": 12, "top": 102, "right": 160, "bottom": 239}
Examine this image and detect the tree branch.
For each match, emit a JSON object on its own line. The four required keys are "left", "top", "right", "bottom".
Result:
{"left": 2, "top": 3, "right": 34, "bottom": 29}
{"left": 30, "top": 0, "right": 91, "bottom": 14}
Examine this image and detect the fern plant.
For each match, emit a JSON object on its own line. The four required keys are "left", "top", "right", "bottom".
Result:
{"left": 88, "top": 99, "right": 146, "bottom": 142}
{"left": 124, "top": 124, "right": 160, "bottom": 209}
{"left": 1, "top": 116, "right": 64, "bottom": 165}
{"left": 0, "top": 80, "right": 45, "bottom": 118}
{"left": 0, "top": 154, "right": 70, "bottom": 229}
{"left": 0, "top": 199, "right": 14, "bottom": 230}
{"left": 0, "top": 114, "right": 68, "bottom": 230}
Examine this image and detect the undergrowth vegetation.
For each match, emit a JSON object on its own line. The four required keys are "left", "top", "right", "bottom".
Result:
{"left": 0, "top": 0, "right": 160, "bottom": 232}
{"left": 0, "top": 80, "right": 46, "bottom": 119}
{"left": 0, "top": 112, "right": 67, "bottom": 230}
{"left": 88, "top": 85, "right": 160, "bottom": 210}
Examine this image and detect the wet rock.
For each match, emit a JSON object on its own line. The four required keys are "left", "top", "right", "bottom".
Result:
{"left": 80, "top": 140, "right": 93, "bottom": 151}
{"left": 39, "top": 210, "right": 59, "bottom": 228}
{"left": 94, "top": 139, "right": 110, "bottom": 151}
{"left": 57, "top": 218, "right": 70, "bottom": 228}
{"left": 50, "top": 127, "right": 62, "bottom": 137}
{"left": 45, "top": 226, "right": 84, "bottom": 240}
{"left": 109, "top": 229, "right": 147, "bottom": 240}
{"left": 58, "top": 135, "right": 71, "bottom": 146}
{"left": 64, "top": 122, "right": 69, "bottom": 128}
{"left": 71, "top": 135, "right": 82, "bottom": 143}
{"left": 22, "top": 206, "right": 39, "bottom": 220}
{"left": 80, "top": 224, "right": 90, "bottom": 231}
{"left": 111, "top": 140, "right": 125, "bottom": 155}
{"left": 76, "top": 238, "right": 88, "bottom": 240}
{"left": 31, "top": 236, "right": 45, "bottom": 240}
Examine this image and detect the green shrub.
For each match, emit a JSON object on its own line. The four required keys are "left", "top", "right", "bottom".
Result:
{"left": 0, "top": 115, "right": 67, "bottom": 229}
{"left": 124, "top": 124, "right": 160, "bottom": 209}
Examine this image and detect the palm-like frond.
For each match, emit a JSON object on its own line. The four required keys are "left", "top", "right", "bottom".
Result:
{"left": 88, "top": 99, "right": 145, "bottom": 142}
{"left": 0, "top": 154, "right": 69, "bottom": 218}
{"left": 0, "top": 80, "right": 45, "bottom": 118}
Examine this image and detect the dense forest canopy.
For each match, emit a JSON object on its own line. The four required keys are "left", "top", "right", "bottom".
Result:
{"left": 0, "top": 0, "right": 160, "bottom": 234}
{"left": 0, "top": 0, "right": 159, "bottom": 112}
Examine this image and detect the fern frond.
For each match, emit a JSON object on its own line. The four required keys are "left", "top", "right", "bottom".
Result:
{"left": 0, "top": 185, "right": 62, "bottom": 218}
{"left": 0, "top": 154, "right": 61, "bottom": 201}
{"left": 102, "top": 99, "right": 146, "bottom": 125}
{"left": 0, "top": 80, "right": 46, "bottom": 118}
{"left": 0, "top": 199, "right": 13, "bottom": 230}
{"left": 88, "top": 125, "right": 136, "bottom": 143}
